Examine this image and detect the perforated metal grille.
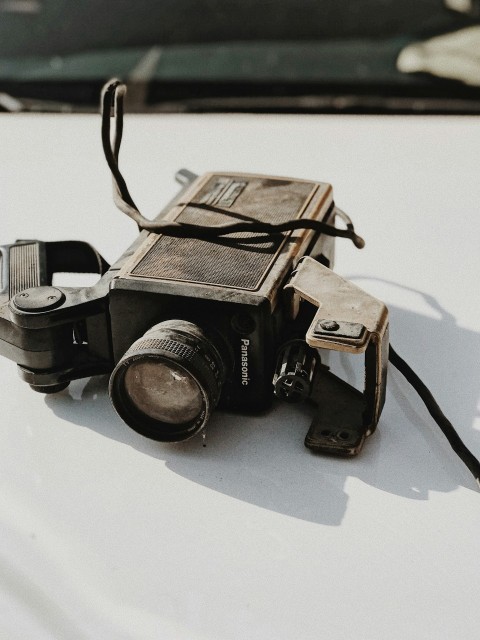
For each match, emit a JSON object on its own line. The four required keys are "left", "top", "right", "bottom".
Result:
{"left": 9, "top": 243, "right": 40, "bottom": 297}
{"left": 130, "top": 176, "right": 316, "bottom": 290}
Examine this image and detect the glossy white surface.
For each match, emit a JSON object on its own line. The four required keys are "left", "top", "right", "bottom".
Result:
{"left": 1, "top": 112, "right": 480, "bottom": 639}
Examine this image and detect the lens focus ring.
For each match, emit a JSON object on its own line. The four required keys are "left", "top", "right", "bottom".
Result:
{"left": 131, "top": 338, "right": 196, "bottom": 361}
{"left": 123, "top": 335, "right": 223, "bottom": 407}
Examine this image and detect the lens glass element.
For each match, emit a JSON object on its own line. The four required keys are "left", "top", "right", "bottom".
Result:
{"left": 124, "top": 360, "right": 203, "bottom": 424}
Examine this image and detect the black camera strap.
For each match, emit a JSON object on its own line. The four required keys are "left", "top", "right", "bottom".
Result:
{"left": 389, "top": 347, "right": 480, "bottom": 486}
{"left": 100, "top": 80, "right": 366, "bottom": 248}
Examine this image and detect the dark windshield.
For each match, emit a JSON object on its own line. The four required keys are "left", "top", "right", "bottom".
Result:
{"left": 1, "top": 0, "right": 480, "bottom": 113}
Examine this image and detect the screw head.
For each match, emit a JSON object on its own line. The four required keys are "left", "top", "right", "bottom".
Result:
{"left": 320, "top": 320, "right": 340, "bottom": 331}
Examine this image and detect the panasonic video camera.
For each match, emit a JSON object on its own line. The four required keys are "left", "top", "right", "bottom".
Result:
{"left": 0, "top": 168, "right": 389, "bottom": 456}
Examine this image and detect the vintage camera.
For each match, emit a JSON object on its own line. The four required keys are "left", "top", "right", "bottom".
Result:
{"left": 0, "top": 169, "right": 389, "bottom": 455}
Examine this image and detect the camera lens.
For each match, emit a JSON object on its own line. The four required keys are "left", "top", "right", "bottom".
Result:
{"left": 109, "top": 320, "right": 225, "bottom": 441}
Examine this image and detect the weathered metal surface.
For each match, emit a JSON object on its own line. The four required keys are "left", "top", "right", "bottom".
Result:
{"left": 285, "top": 256, "right": 389, "bottom": 455}
{"left": 117, "top": 172, "right": 334, "bottom": 308}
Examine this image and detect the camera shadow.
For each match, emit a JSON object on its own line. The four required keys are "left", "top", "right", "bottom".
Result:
{"left": 45, "top": 279, "right": 480, "bottom": 526}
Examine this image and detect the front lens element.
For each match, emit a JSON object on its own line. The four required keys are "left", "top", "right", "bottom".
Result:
{"left": 109, "top": 320, "right": 225, "bottom": 442}
{"left": 124, "top": 360, "right": 203, "bottom": 424}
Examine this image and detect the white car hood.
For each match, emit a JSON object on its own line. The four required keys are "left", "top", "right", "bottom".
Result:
{"left": 1, "top": 112, "right": 480, "bottom": 639}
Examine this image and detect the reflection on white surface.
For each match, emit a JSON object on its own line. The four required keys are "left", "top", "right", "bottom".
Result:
{"left": 1, "top": 114, "right": 480, "bottom": 639}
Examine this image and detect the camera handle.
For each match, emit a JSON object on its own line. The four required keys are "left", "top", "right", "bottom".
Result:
{"left": 0, "top": 240, "right": 111, "bottom": 392}
{"left": 0, "top": 239, "right": 110, "bottom": 304}
{"left": 285, "top": 256, "right": 389, "bottom": 456}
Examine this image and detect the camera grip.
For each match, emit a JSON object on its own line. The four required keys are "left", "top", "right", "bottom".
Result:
{"left": 0, "top": 241, "right": 48, "bottom": 302}
{"left": 0, "top": 240, "right": 110, "bottom": 304}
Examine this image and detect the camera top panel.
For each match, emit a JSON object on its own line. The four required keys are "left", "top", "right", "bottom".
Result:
{"left": 114, "top": 172, "right": 333, "bottom": 305}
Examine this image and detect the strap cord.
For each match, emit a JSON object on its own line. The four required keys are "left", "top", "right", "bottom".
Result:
{"left": 100, "top": 79, "right": 365, "bottom": 248}
{"left": 389, "top": 345, "right": 480, "bottom": 487}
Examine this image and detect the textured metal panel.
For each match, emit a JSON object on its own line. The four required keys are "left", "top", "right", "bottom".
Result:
{"left": 131, "top": 176, "right": 316, "bottom": 290}
{"left": 9, "top": 243, "right": 40, "bottom": 298}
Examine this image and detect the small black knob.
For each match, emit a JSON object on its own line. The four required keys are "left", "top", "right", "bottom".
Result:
{"left": 13, "top": 286, "right": 65, "bottom": 312}
{"left": 273, "top": 339, "right": 318, "bottom": 403}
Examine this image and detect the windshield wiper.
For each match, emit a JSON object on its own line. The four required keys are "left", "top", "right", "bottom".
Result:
{"left": 148, "top": 91, "right": 480, "bottom": 114}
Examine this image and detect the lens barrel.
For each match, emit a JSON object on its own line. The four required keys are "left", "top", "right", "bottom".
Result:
{"left": 109, "top": 320, "right": 225, "bottom": 441}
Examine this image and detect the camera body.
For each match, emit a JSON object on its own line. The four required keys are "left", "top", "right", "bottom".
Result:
{"left": 108, "top": 173, "right": 335, "bottom": 415}
{"left": 0, "top": 170, "right": 388, "bottom": 454}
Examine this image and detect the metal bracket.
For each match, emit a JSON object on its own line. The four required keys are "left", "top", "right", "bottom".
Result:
{"left": 285, "top": 256, "right": 389, "bottom": 456}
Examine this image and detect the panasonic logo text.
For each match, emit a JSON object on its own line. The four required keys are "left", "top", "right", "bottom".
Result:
{"left": 240, "top": 338, "right": 250, "bottom": 386}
